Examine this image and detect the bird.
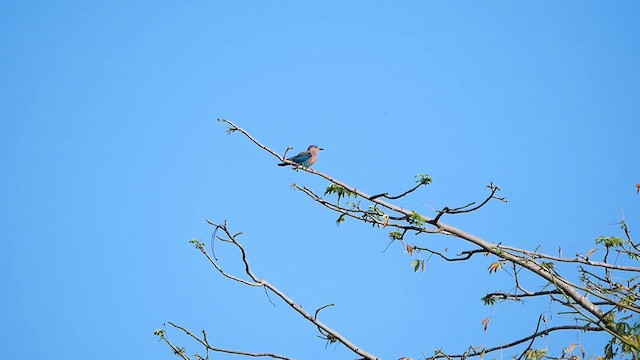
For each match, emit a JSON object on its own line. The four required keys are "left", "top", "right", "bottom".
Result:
{"left": 278, "top": 145, "right": 323, "bottom": 167}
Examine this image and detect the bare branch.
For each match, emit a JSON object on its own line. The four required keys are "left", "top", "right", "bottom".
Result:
{"left": 159, "top": 328, "right": 191, "bottom": 360}
{"left": 383, "top": 182, "right": 425, "bottom": 200}
{"left": 202, "top": 220, "right": 381, "bottom": 360}
{"left": 313, "top": 304, "right": 335, "bottom": 320}
{"left": 168, "top": 322, "right": 294, "bottom": 360}
{"left": 485, "top": 289, "right": 562, "bottom": 302}
{"left": 432, "top": 183, "right": 506, "bottom": 224}
{"left": 412, "top": 246, "right": 486, "bottom": 262}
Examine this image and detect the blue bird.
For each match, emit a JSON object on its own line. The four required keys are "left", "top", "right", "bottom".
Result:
{"left": 278, "top": 145, "right": 324, "bottom": 167}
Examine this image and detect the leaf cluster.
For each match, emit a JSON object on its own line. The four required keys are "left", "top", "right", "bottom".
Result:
{"left": 324, "top": 184, "right": 358, "bottom": 206}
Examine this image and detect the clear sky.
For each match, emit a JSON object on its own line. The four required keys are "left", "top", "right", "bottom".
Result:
{"left": 1, "top": 1, "right": 639, "bottom": 359}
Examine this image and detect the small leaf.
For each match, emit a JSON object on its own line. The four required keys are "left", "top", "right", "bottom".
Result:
{"left": 481, "top": 294, "right": 496, "bottom": 306}
{"left": 412, "top": 260, "right": 420, "bottom": 272}
{"left": 407, "top": 244, "right": 413, "bottom": 256}
{"left": 541, "top": 261, "right": 555, "bottom": 271}
{"left": 324, "top": 184, "right": 358, "bottom": 205}
{"left": 586, "top": 248, "right": 597, "bottom": 258}
{"left": 407, "top": 211, "right": 424, "bottom": 227}
{"left": 481, "top": 316, "right": 492, "bottom": 331}
{"left": 488, "top": 261, "right": 504, "bottom": 274}
{"left": 189, "top": 239, "right": 205, "bottom": 250}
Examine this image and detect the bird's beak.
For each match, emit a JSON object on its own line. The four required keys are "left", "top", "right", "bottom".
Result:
{"left": 319, "top": 147, "right": 324, "bottom": 151}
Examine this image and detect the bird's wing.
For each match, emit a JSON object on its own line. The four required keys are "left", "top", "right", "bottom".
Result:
{"left": 288, "top": 151, "right": 312, "bottom": 163}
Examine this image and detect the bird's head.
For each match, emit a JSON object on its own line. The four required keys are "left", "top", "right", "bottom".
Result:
{"left": 308, "top": 145, "right": 324, "bottom": 154}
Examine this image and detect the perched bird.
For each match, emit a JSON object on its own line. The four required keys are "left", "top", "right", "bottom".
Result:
{"left": 278, "top": 145, "right": 323, "bottom": 167}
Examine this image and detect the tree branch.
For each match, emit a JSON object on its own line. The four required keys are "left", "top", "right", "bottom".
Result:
{"left": 496, "top": 244, "right": 640, "bottom": 272}
{"left": 217, "top": 118, "right": 640, "bottom": 353}
{"left": 432, "top": 183, "right": 506, "bottom": 224}
{"left": 201, "top": 220, "right": 381, "bottom": 360}
{"left": 412, "top": 246, "right": 486, "bottom": 262}
{"left": 426, "top": 324, "right": 604, "bottom": 360}
{"left": 168, "top": 322, "right": 294, "bottom": 360}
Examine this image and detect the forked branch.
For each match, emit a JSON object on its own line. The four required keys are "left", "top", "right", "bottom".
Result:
{"left": 194, "top": 220, "right": 380, "bottom": 360}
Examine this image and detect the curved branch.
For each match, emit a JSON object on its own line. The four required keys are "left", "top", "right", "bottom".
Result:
{"left": 426, "top": 324, "right": 604, "bottom": 360}
{"left": 313, "top": 304, "right": 335, "bottom": 320}
{"left": 413, "top": 246, "right": 486, "bottom": 262}
{"left": 384, "top": 183, "right": 423, "bottom": 200}
{"left": 432, "top": 183, "right": 505, "bottom": 224}
{"left": 203, "top": 220, "right": 380, "bottom": 360}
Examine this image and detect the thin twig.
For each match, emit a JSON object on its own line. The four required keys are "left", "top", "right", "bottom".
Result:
{"left": 168, "top": 322, "right": 294, "bottom": 360}
{"left": 425, "top": 325, "right": 604, "bottom": 360}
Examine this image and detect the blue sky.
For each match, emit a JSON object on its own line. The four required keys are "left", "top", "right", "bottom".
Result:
{"left": 1, "top": 1, "right": 639, "bottom": 359}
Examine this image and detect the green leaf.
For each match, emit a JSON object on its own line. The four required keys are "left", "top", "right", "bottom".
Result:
{"left": 480, "top": 294, "right": 496, "bottom": 306}
{"left": 541, "top": 262, "right": 555, "bottom": 271}
{"left": 524, "top": 349, "right": 548, "bottom": 360}
{"left": 189, "top": 239, "right": 205, "bottom": 250}
{"left": 368, "top": 204, "right": 385, "bottom": 216}
{"left": 415, "top": 174, "right": 432, "bottom": 186}
{"left": 595, "top": 236, "right": 625, "bottom": 248}
{"left": 411, "top": 259, "right": 425, "bottom": 272}
{"left": 407, "top": 211, "right": 425, "bottom": 227}
{"left": 324, "top": 184, "right": 358, "bottom": 205}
